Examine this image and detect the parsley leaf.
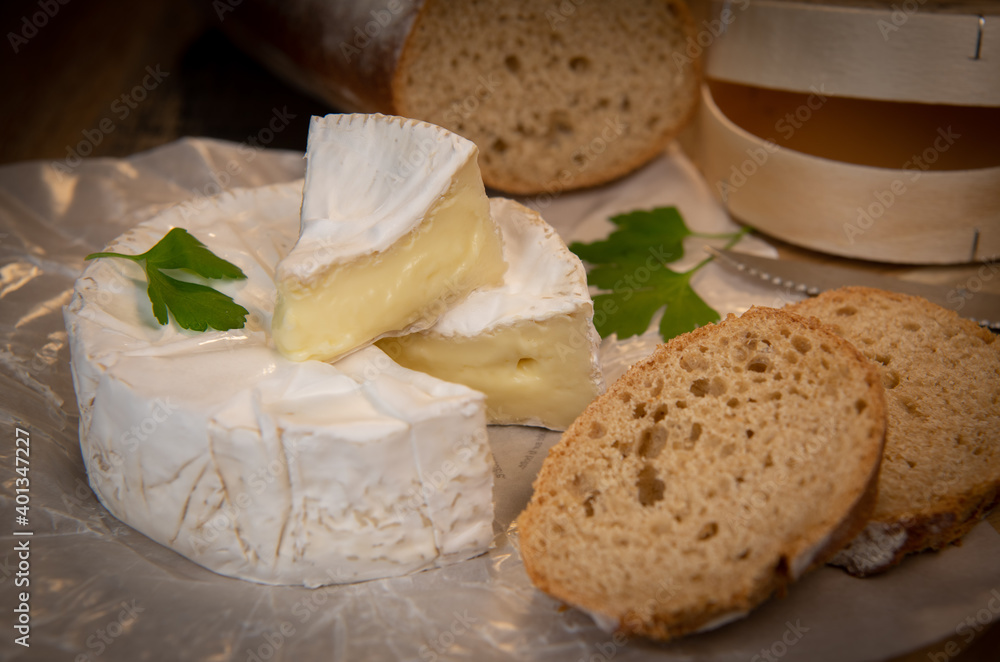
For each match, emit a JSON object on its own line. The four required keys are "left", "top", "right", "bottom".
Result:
{"left": 570, "top": 207, "right": 747, "bottom": 342}
{"left": 86, "top": 228, "right": 249, "bottom": 331}
{"left": 571, "top": 207, "right": 692, "bottom": 267}
{"left": 140, "top": 226, "right": 248, "bottom": 279}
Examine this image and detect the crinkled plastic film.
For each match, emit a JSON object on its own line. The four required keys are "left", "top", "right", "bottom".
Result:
{"left": 1, "top": 139, "right": 998, "bottom": 661}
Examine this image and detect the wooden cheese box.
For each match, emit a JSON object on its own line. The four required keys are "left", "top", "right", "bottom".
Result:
{"left": 693, "top": 0, "right": 1000, "bottom": 264}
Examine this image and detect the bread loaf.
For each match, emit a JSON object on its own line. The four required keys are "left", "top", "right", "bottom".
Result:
{"left": 787, "top": 287, "right": 1000, "bottom": 576}
{"left": 517, "top": 307, "right": 886, "bottom": 640}
{"left": 218, "top": 0, "right": 700, "bottom": 194}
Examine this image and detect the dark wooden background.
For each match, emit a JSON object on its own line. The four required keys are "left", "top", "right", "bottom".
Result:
{"left": 1, "top": 1, "right": 998, "bottom": 660}
{"left": 0, "top": 0, "right": 329, "bottom": 166}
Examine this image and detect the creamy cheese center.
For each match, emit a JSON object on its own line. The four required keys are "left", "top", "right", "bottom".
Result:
{"left": 379, "top": 312, "right": 601, "bottom": 429}
{"left": 272, "top": 158, "right": 505, "bottom": 361}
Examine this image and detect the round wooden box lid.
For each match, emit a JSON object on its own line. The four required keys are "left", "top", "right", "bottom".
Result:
{"left": 703, "top": 0, "right": 999, "bottom": 107}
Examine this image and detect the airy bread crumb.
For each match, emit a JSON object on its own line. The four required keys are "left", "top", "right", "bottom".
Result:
{"left": 395, "top": 0, "right": 700, "bottom": 193}
{"left": 517, "top": 307, "right": 886, "bottom": 640}
{"left": 787, "top": 287, "right": 1000, "bottom": 576}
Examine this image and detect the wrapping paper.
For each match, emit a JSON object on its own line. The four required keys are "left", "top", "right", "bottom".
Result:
{"left": 1, "top": 138, "right": 997, "bottom": 662}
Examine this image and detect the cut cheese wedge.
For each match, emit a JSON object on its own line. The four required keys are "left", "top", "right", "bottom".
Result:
{"left": 378, "top": 199, "right": 605, "bottom": 430}
{"left": 64, "top": 183, "right": 494, "bottom": 586}
{"left": 272, "top": 113, "right": 507, "bottom": 362}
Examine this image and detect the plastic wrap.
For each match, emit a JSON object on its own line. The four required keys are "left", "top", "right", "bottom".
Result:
{"left": 1, "top": 138, "right": 998, "bottom": 661}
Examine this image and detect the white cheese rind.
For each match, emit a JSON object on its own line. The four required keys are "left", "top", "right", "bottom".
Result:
{"left": 430, "top": 198, "right": 597, "bottom": 338}
{"left": 378, "top": 199, "right": 605, "bottom": 429}
{"left": 271, "top": 113, "right": 507, "bottom": 362}
{"left": 280, "top": 114, "right": 480, "bottom": 280}
{"left": 64, "top": 182, "right": 494, "bottom": 586}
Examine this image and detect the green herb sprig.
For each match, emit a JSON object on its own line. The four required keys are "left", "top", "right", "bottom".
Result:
{"left": 86, "top": 227, "right": 249, "bottom": 331}
{"left": 569, "top": 207, "right": 748, "bottom": 342}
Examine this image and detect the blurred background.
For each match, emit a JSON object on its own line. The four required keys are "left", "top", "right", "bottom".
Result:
{"left": 0, "top": 0, "right": 325, "bottom": 165}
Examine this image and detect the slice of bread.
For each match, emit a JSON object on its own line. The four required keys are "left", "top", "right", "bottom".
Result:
{"left": 517, "top": 307, "right": 886, "bottom": 640}
{"left": 395, "top": 0, "right": 700, "bottom": 194}
{"left": 786, "top": 287, "right": 1000, "bottom": 577}
{"left": 219, "top": 0, "right": 700, "bottom": 194}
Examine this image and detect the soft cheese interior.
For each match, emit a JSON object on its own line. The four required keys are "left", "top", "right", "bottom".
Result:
{"left": 378, "top": 199, "right": 605, "bottom": 429}
{"left": 64, "top": 183, "right": 494, "bottom": 586}
{"left": 271, "top": 114, "right": 507, "bottom": 362}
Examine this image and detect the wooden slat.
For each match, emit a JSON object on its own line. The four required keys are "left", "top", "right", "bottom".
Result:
{"left": 704, "top": 0, "right": 1000, "bottom": 106}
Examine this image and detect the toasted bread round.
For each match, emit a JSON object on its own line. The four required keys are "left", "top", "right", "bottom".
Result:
{"left": 517, "top": 307, "right": 886, "bottom": 640}
{"left": 787, "top": 286, "right": 1000, "bottom": 576}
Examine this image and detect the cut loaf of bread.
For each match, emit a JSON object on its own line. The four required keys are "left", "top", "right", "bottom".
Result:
{"left": 786, "top": 287, "right": 1000, "bottom": 576}
{"left": 219, "top": 0, "right": 700, "bottom": 194}
{"left": 517, "top": 307, "right": 886, "bottom": 640}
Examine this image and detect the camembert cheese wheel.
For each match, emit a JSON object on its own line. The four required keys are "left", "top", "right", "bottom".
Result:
{"left": 64, "top": 183, "right": 495, "bottom": 587}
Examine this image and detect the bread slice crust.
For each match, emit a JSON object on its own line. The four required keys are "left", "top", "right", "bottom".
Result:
{"left": 787, "top": 286, "right": 1000, "bottom": 576}
{"left": 517, "top": 307, "right": 886, "bottom": 640}
{"left": 218, "top": 0, "right": 701, "bottom": 194}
